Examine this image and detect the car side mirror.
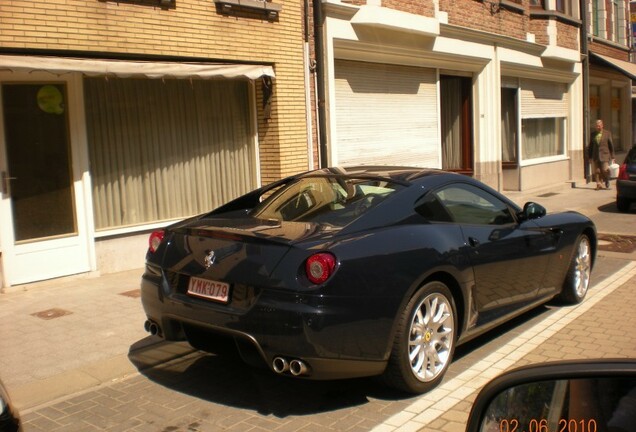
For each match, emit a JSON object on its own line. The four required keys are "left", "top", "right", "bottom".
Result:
{"left": 465, "top": 360, "right": 636, "bottom": 432}
{"left": 518, "top": 202, "right": 546, "bottom": 221}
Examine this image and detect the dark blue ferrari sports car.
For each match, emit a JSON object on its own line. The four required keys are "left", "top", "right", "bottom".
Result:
{"left": 141, "top": 166, "right": 596, "bottom": 393}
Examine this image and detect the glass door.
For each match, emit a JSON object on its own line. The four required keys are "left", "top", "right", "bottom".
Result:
{"left": 3, "top": 84, "right": 76, "bottom": 242}
{"left": 0, "top": 79, "right": 91, "bottom": 286}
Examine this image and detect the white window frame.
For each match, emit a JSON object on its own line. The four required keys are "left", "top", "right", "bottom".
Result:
{"left": 84, "top": 77, "right": 261, "bottom": 236}
{"left": 520, "top": 117, "right": 568, "bottom": 166}
{"left": 612, "top": 0, "right": 627, "bottom": 44}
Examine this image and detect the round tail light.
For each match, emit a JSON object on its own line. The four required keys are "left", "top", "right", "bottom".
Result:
{"left": 305, "top": 253, "right": 336, "bottom": 285}
{"left": 148, "top": 230, "right": 165, "bottom": 253}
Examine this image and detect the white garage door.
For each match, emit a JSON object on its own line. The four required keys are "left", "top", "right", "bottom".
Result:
{"left": 334, "top": 60, "right": 439, "bottom": 167}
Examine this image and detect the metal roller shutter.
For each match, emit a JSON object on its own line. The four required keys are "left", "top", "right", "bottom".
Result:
{"left": 520, "top": 79, "right": 569, "bottom": 118}
{"left": 334, "top": 60, "right": 439, "bottom": 167}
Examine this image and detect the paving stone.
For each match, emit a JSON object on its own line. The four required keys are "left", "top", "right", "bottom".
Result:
{"left": 11, "top": 258, "right": 636, "bottom": 432}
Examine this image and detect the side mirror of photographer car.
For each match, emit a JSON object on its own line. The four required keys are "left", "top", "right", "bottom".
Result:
{"left": 465, "top": 359, "right": 636, "bottom": 432}
{"left": 0, "top": 378, "right": 21, "bottom": 432}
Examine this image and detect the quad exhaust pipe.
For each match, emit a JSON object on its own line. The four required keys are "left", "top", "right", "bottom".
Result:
{"left": 144, "top": 320, "right": 161, "bottom": 336}
{"left": 272, "top": 357, "right": 309, "bottom": 376}
{"left": 272, "top": 357, "right": 289, "bottom": 373}
{"left": 289, "top": 359, "right": 309, "bottom": 376}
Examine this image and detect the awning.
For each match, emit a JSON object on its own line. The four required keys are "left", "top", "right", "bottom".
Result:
{"left": 589, "top": 52, "right": 636, "bottom": 81}
{"left": 0, "top": 55, "right": 275, "bottom": 80}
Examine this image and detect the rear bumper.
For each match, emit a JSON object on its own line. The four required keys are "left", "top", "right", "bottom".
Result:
{"left": 140, "top": 267, "right": 391, "bottom": 380}
{"left": 617, "top": 179, "right": 636, "bottom": 200}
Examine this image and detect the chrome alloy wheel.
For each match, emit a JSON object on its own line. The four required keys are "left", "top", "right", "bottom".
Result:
{"left": 408, "top": 292, "right": 455, "bottom": 382}
{"left": 573, "top": 236, "right": 592, "bottom": 298}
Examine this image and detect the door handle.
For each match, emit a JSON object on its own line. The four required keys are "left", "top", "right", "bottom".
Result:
{"left": 1, "top": 171, "right": 17, "bottom": 195}
{"left": 468, "top": 237, "right": 480, "bottom": 247}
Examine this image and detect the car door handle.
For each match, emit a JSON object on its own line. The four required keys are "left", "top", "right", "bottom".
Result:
{"left": 550, "top": 228, "right": 564, "bottom": 236}
{"left": 468, "top": 237, "right": 480, "bottom": 247}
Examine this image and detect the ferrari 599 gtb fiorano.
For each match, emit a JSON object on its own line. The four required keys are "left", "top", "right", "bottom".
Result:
{"left": 141, "top": 166, "right": 596, "bottom": 394}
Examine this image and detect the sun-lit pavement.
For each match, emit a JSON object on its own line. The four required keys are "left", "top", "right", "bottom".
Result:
{"left": 13, "top": 257, "right": 636, "bottom": 432}
{"left": 1, "top": 177, "right": 634, "bottom": 431}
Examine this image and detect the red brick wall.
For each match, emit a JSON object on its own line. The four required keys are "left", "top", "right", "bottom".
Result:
{"left": 589, "top": 40, "right": 630, "bottom": 60}
{"left": 383, "top": 0, "right": 435, "bottom": 17}
{"left": 556, "top": 19, "right": 579, "bottom": 50}
{"left": 440, "top": 0, "right": 528, "bottom": 41}
{"left": 529, "top": 17, "right": 550, "bottom": 45}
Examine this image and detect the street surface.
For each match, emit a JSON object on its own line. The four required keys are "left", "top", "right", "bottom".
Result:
{"left": 1, "top": 180, "right": 634, "bottom": 432}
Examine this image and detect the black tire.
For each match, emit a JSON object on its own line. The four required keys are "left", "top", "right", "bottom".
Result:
{"left": 616, "top": 198, "right": 630, "bottom": 213}
{"left": 382, "top": 281, "right": 457, "bottom": 394}
{"left": 558, "top": 234, "right": 592, "bottom": 304}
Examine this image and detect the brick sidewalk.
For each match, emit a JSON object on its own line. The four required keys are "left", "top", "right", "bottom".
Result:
{"left": 16, "top": 258, "right": 636, "bottom": 432}
{"left": 396, "top": 260, "right": 636, "bottom": 432}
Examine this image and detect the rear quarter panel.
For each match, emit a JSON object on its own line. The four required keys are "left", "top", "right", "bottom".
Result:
{"left": 531, "top": 211, "right": 596, "bottom": 293}
{"left": 270, "top": 223, "right": 474, "bottom": 360}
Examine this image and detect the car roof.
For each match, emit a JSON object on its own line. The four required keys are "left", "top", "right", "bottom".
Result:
{"left": 301, "top": 166, "right": 455, "bottom": 185}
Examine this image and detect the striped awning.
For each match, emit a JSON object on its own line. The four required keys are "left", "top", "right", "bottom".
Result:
{"left": 0, "top": 54, "right": 275, "bottom": 80}
{"left": 590, "top": 52, "right": 636, "bottom": 81}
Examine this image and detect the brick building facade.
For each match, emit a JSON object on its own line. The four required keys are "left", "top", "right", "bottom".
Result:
{"left": 0, "top": 0, "right": 309, "bottom": 287}
{"left": 307, "top": 0, "right": 633, "bottom": 192}
{"left": 1, "top": 0, "right": 633, "bottom": 287}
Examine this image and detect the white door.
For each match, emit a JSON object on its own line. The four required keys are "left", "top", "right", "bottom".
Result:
{"left": 0, "top": 75, "right": 91, "bottom": 286}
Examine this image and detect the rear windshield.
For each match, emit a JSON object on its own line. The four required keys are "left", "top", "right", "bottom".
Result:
{"left": 250, "top": 176, "right": 403, "bottom": 227}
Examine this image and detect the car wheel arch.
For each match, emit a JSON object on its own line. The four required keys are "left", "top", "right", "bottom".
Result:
{"left": 381, "top": 272, "right": 465, "bottom": 392}
{"left": 426, "top": 272, "right": 465, "bottom": 340}
{"left": 581, "top": 227, "right": 597, "bottom": 268}
{"left": 389, "top": 271, "right": 466, "bottom": 349}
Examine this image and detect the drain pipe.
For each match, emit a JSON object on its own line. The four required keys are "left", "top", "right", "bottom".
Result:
{"left": 313, "top": 0, "right": 329, "bottom": 168}
{"left": 303, "top": 0, "right": 315, "bottom": 170}
{"left": 580, "top": 0, "right": 590, "bottom": 183}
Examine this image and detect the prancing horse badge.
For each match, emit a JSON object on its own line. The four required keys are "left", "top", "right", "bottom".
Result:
{"left": 204, "top": 251, "right": 216, "bottom": 269}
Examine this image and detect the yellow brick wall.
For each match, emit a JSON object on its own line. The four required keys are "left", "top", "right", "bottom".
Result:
{"left": 0, "top": 0, "right": 309, "bottom": 183}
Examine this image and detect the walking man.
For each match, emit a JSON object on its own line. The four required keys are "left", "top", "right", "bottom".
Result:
{"left": 588, "top": 119, "right": 615, "bottom": 190}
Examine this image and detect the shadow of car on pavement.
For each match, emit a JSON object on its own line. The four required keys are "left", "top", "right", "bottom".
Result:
{"left": 125, "top": 301, "right": 562, "bottom": 419}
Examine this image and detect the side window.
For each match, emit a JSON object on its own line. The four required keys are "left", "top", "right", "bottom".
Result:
{"left": 435, "top": 184, "right": 515, "bottom": 225}
{"left": 414, "top": 193, "right": 453, "bottom": 222}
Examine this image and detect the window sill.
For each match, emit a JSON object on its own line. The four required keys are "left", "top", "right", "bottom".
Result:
{"left": 519, "top": 155, "right": 569, "bottom": 167}
{"left": 588, "top": 36, "right": 631, "bottom": 53}
{"left": 94, "top": 219, "right": 184, "bottom": 239}
{"left": 446, "top": 168, "right": 474, "bottom": 177}
{"left": 500, "top": 0, "right": 524, "bottom": 14}
{"left": 529, "top": 9, "right": 581, "bottom": 27}
{"left": 214, "top": 0, "right": 282, "bottom": 19}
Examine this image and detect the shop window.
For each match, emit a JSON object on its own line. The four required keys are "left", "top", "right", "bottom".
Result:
{"left": 521, "top": 117, "right": 565, "bottom": 160}
{"left": 611, "top": 87, "right": 622, "bottom": 149}
{"left": 84, "top": 77, "right": 257, "bottom": 230}
{"left": 589, "top": 85, "right": 600, "bottom": 127}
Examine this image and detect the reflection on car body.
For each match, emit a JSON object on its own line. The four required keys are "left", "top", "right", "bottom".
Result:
{"left": 141, "top": 166, "right": 596, "bottom": 394}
